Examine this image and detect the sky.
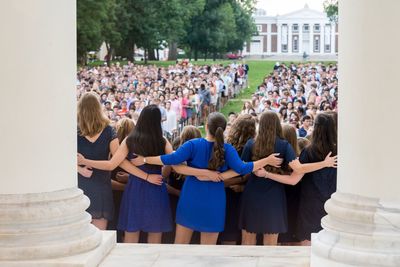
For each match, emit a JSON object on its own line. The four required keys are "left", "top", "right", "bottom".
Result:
{"left": 256, "top": 0, "right": 325, "bottom": 16}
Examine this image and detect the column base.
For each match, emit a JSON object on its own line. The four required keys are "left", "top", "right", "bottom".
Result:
{"left": 0, "top": 188, "right": 103, "bottom": 261}
{"left": 0, "top": 231, "right": 115, "bottom": 267}
{"left": 311, "top": 192, "right": 400, "bottom": 267}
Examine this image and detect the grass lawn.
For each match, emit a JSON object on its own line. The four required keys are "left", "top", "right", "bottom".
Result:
{"left": 220, "top": 61, "right": 276, "bottom": 117}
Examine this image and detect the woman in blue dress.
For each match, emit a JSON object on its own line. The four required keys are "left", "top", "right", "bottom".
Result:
{"left": 256, "top": 113, "right": 337, "bottom": 245}
{"left": 131, "top": 112, "right": 283, "bottom": 244}
{"left": 239, "top": 111, "right": 337, "bottom": 246}
{"left": 78, "top": 105, "right": 223, "bottom": 243}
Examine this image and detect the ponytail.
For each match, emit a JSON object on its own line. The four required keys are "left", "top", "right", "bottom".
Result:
{"left": 208, "top": 126, "right": 225, "bottom": 170}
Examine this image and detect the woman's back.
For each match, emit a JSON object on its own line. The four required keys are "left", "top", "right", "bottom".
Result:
{"left": 78, "top": 125, "right": 116, "bottom": 181}
{"left": 299, "top": 147, "right": 337, "bottom": 198}
{"left": 166, "top": 138, "right": 252, "bottom": 176}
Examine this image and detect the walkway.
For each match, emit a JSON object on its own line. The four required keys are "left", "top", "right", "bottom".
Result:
{"left": 100, "top": 244, "right": 310, "bottom": 267}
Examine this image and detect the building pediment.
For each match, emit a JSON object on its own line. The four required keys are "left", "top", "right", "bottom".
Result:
{"left": 279, "top": 6, "right": 327, "bottom": 20}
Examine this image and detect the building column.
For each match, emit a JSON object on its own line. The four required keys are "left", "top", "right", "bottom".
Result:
{"left": 320, "top": 25, "right": 325, "bottom": 54}
{"left": 309, "top": 24, "right": 314, "bottom": 54}
{"left": 0, "top": 0, "right": 114, "bottom": 265}
{"left": 298, "top": 23, "right": 303, "bottom": 55}
{"left": 331, "top": 23, "right": 336, "bottom": 54}
{"left": 311, "top": 1, "right": 400, "bottom": 266}
{"left": 288, "top": 23, "right": 292, "bottom": 54}
{"left": 277, "top": 23, "right": 282, "bottom": 54}
{"left": 267, "top": 24, "right": 272, "bottom": 54}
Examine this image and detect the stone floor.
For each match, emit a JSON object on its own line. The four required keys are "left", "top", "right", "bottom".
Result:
{"left": 100, "top": 244, "right": 310, "bottom": 267}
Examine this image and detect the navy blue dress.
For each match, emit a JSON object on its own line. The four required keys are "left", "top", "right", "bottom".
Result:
{"left": 118, "top": 155, "right": 173, "bottom": 233}
{"left": 160, "top": 138, "right": 254, "bottom": 233}
{"left": 78, "top": 125, "right": 117, "bottom": 220}
{"left": 296, "top": 148, "right": 337, "bottom": 241}
{"left": 239, "top": 138, "right": 296, "bottom": 234}
{"left": 219, "top": 148, "right": 245, "bottom": 243}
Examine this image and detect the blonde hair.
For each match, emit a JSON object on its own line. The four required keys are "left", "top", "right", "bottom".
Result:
{"left": 77, "top": 92, "right": 110, "bottom": 137}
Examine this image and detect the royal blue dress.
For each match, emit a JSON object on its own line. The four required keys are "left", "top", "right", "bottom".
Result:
{"left": 118, "top": 154, "right": 173, "bottom": 233}
{"left": 239, "top": 138, "right": 296, "bottom": 234}
{"left": 160, "top": 138, "right": 254, "bottom": 233}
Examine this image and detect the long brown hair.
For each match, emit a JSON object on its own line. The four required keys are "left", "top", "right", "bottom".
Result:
{"left": 77, "top": 92, "right": 110, "bottom": 137}
{"left": 207, "top": 112, "right": 227, "bottom": 170}
{"left": 282, "top": 124, "right": 300, "bottom": 156}
{"left": 253, "top": 111, "right": 283, "bottom": 173}
{"left": 252, "top": 111, "right": 283, "bottom": 161}
{"left": 180, "top": 125, "right": 201, "bottom": 146}
{"left": 227, "top": 114, "right": 256, "bottom": 153}
{"left": 116, "top": 118, "right": 135, "bottom": 144}
{"left": 307, "top": 113, "right": 337, "bottom": 161}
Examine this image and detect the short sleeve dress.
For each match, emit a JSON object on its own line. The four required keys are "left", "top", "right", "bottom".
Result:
{"left": 77, "top": 125, "right": 117, "bottom": 220}
{"left": 160, "top": 138, "right": 254, "bottom": 233}
{"left": 296, "top": 148, "right": 337, "bottom": 241}
{"left": 239, "top": 138, "right": 296, "bottom": 234}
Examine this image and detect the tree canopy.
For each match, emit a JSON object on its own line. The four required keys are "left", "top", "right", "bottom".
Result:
{"left": 77, "top": 0, "right": 256, "bottom": 64}
{"left": 324, "top": 0, "right": 338, "bottom": 23}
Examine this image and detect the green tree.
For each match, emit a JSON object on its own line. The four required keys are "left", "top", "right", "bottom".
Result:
{"left": 324, "top": 0, "right": 338, "bottom": 23}
{"left": 77, "top": 0, "right": 109, "bottom": 65}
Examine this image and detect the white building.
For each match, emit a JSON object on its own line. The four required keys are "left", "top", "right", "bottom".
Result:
{"left": 243, "top": 4, "right": 338, "bottom": 56}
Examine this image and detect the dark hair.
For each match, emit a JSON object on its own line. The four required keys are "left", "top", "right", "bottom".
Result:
{"left": 307, "top": 113, "right": 337, "bottom": 161}
{"left": 126, "top": 105, "right": 166, "bottom": 156}
{"left": 207, "top": 112, "right": 227, "bottom": 170}
{"left": 301, "top": 115, "right": 311, "bottom": 122}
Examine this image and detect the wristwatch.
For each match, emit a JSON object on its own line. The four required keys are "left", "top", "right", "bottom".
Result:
{"left": 143, "top": 157, "right": 147, "bottom": 164}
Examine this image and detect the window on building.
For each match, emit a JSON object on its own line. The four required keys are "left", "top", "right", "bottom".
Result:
{"left": 281, "top": 24, "right": 288, "bottom": 52}
{"left": 303, "top": 24, "right": 309, "bottom": 32}
{"left": 325, "top": 44, "right": 331, "bottom": 52}
{"left": 292, "top": 24, "right": 299, "bottom": 32}
{"left": 324, "top": 24, "right": 331, "bottom": 52}
{"left": 293, "top": 36, "right": 299, "bottom": 52}
{"left": 314, "top": 36, "right": 320, "bottom": 52}
{"left": 314, "top": 24, "right": 320, "bottom": 32}
{"left": 256, "top": 25, "right": 262, "bottom": 33}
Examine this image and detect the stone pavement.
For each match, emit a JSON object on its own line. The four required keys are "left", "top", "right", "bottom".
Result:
{"left": 100, "top": 244, "right": 310, "bottom": 267}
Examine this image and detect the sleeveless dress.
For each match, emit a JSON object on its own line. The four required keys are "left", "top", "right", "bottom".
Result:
{"left": 239, "top": 138, "right": 296, "bottom": 234}
{"left": 77, "top": 125, "right": 117, "bottom": 220}
{"left": 296, "top": 148, "right": 337, "bottom": 241}
{"left": 160, "top": 138, "right": 254, "bottom": 232}
{"left": 118, "top": 156, "right": 173, "bottom": 233}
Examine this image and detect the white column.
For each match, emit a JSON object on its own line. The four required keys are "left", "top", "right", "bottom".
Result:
{"left": 0, "top": 0, "right": 114, "bottom": 264}
{"left": 267, "top": 24, "right": 272, "bottom": 54}
{"left": 277, "top": 23, "right": 282, "bottom": 54}
{"left": 309, "top": 24, "right": 314, "bottom": 54}
{"left": 288, "top": 23, "right": 293, "bottom": 54}
{"left": 320, "top": 24, "right": 325, "bottom": 54}
{"left": 311, "top": 1, "right": 400, "bottom": 266}
{"left": 331, "top": 23, "right": 336, "bottom": 54}
{"left": 298, "top": 23, "right": 303, "bottom": 54}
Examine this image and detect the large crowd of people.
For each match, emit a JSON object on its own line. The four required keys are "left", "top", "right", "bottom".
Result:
{"left": 76, "top": 61, "right": 249, "bottom": 139}
{"left": 76, "top": 61, "right": 338, "bottom": 246}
